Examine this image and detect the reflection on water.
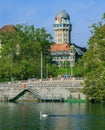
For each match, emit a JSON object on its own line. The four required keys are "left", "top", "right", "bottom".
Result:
{"left": 0, "top": 102, "right": 105, "bottom": 130}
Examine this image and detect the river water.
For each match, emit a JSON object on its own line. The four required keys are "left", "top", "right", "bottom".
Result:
{"left": 0, "top": 102, "right": 105, "bottom": 130}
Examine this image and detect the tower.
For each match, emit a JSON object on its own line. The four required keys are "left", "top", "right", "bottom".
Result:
{"left": 54, "top": 10, "right": 72, "bottom": 45}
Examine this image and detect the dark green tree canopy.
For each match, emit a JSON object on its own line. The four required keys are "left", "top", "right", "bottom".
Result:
{"left": 78, "top": 14, "right": 105, "bottom": 102}
{"left": 0, "top": 24, "right": 57, "bottom": 81}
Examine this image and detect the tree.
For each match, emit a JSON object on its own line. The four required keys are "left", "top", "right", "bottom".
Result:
{"left": 0, "top": 24, "right": 57, "bottom": 81}
{"left": 78, "top": 14, "right": 105, "bottom": 102}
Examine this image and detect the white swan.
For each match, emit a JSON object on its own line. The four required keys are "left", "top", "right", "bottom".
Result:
{"left": 40, "top": 111, "right": 48, "bottom": 117}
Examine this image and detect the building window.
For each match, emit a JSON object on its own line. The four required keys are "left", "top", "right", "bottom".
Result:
{"left": 58, "top": 39, "right": 62, "bottom": 42}
{"left": 67, "top": 57, "right": 69, "bottom": 59}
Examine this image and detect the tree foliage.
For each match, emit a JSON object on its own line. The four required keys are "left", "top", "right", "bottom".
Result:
{"left": 0, "top": 24, "right": 57, "bottom": 81}
{"left": 78, "top": 14, "right": 105, "bottom": 102}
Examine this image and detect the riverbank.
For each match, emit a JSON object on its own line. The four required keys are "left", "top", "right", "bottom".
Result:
{"left": 0, "top": 79, "right": 85, "bottom": 102}
{"left": 0, "top": 99, "right": 86, "bottom": 103}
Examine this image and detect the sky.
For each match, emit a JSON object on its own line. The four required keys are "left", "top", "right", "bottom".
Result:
{"left": 0, "top": 0, "right": 105, "bottom": 47}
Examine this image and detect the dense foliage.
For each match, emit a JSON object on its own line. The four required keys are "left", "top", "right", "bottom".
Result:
{"left": 0, "top": 24, "right": 57, "bottom": 81}
{"left": 78, "top": 14, "right": 105, "bottom": 102}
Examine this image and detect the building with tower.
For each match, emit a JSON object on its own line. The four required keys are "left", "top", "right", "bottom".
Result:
{"left": 50, "top": 10, "right": 75, "bottom": 68}
{"left": 50, "top": 10, "right": 86, "bottom": 69}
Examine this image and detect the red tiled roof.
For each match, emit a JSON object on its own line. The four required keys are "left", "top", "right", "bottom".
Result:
{"left": 50, "top": 42, "right": 71, "bottom": 52}
{"left": 0, "top": 25, "right": 16, "bottom": 33}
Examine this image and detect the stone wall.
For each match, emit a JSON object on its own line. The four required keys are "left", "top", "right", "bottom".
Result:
{"left": 0, "top": 79, "right": 85, "bottom": 101}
